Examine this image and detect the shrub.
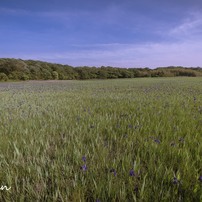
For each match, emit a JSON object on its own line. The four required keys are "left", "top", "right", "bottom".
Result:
{"left": 20, "top": 74, "right": 30, "bottom": 81}
{"left": 0, "top": 73, "right": 8, "bottom": 81}
{"left": 52, "top": 71, "right": 59, "bottom": 80}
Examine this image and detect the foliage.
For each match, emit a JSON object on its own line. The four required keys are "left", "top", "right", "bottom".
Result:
{"left": 52, "top": 71, "right": 59, "bottom": 80}
{"left": 0, "top": 58, "right": 202, "bottom": 81}
{"left": 0, "top": 72, "right": 8, "bottom": 81}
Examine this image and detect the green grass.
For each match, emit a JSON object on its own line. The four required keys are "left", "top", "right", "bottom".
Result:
{"left": 0, "top": 78, "right": 202, "bottom": 201}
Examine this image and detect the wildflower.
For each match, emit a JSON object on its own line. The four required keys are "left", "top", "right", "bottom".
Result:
{"left": 198, "top": 176, "right": 202, "bottom": 182}
{"left": 110, "top": 168, "right": 117, "bottom": 176}
{"left": 82, "top": 156, "right": 86, "bottom": 162}
{"left": 81, "top": 164, "right": 87, "bottom": 171}
{"left": 129, "top": 169, "right": 135, "bottom": 176}
{"left": 173, "top": 177, "right": 179, "bottom": 184}
{"left": 128, "top": 124, "right": 133, "bottom": 129}
{"left": 154, "top": 139, "right": 160, "bottom": 144}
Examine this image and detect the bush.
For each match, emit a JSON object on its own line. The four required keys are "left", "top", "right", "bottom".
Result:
{"left": 52, "top": 71, "right": 59, "bottom": 80}
{"left": 0, "top": 73, "right": 8, "bottom": 81}
{"left": 8, "top": 72, "right": 29, "bottom": 80}
{"left": 20, "top": 74, "right": 30, "bottom": 81}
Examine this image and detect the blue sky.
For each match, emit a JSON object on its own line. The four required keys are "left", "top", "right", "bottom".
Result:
{"left": 1, "top": 0, "right": 202, "bottom": 67}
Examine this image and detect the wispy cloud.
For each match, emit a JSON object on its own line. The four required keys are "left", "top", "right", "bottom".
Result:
{"left": 3, "top": 39, "right": 202, "bottom": 68}
{"left": 1, "top": 3, "right": 202, "bottom": 68}
{"left": 0, "top": 7, "right": 29, "bottom": 15}
{"left": 169, "top": 12, "right": 202, "bottom": 38}
{"left": 0, "top": 7, "right": 75, "bottom": 19}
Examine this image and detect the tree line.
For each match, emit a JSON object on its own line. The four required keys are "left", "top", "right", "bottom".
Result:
{"left": 0, "top": 58, "right": 202, "bottom": 81}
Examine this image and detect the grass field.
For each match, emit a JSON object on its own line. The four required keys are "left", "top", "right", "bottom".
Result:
{"left": 0, "top": 78, "right": 202, "bottom": 201}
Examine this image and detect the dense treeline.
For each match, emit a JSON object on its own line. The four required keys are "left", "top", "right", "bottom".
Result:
{"left": 0, "top": 58, "right": 202, "bottom": 81}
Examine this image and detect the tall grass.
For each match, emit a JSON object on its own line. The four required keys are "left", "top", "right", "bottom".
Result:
{"left": 0, "top": 78, "right": 201, "bottom": 201}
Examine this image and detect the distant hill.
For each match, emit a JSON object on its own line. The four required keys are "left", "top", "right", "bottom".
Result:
{"left": 0, "top": 58, "right": 202, "bottom": 81}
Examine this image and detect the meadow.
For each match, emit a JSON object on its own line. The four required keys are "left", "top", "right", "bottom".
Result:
{"left": 0, "top": 77, "right": 201, "bottom": 201}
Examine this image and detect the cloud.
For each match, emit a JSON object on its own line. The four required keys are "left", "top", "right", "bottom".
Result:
{"left": 169, "top": 12, "right": 202, "bottom": 38}
{"left": 2, "top": 39, "right": 202, "bottom": 68}
{"left": 1, "top": 4, "right": 202, "bottom": 68}
{"left": 0, "top": 7, "right": 72, "bottom": 19}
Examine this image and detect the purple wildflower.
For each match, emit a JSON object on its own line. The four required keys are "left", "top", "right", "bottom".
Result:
{"left": 128, "top": 124, "right": 133, "bottom": 129}
{"left": 129, "top": 169, "right": 135, "bottom": 176}
{"left": 82, "top": 156, "right": 86, "bottom": 162}
{"left": 173, "top": 177, "right": 179, "bottom": 184}
{"left": 198, "top": 176, "right": 202, "bottom": 182}
{"left": 154, "top": 139, "right": 160, "bottom": 144}
{"left": 110, "top": 168, "right": 117, "bottom": 176}
{"left": 81, "top": 164, "right": 87, "bottom": 171}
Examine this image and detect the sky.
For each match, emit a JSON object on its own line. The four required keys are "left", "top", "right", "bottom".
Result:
{"left": 1, "top": 0, "right": 202, "bottom": 68}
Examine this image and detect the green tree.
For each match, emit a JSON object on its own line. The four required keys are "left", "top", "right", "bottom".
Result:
{"left": 52, "top": 71, "right": 59, "bottom": 80}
